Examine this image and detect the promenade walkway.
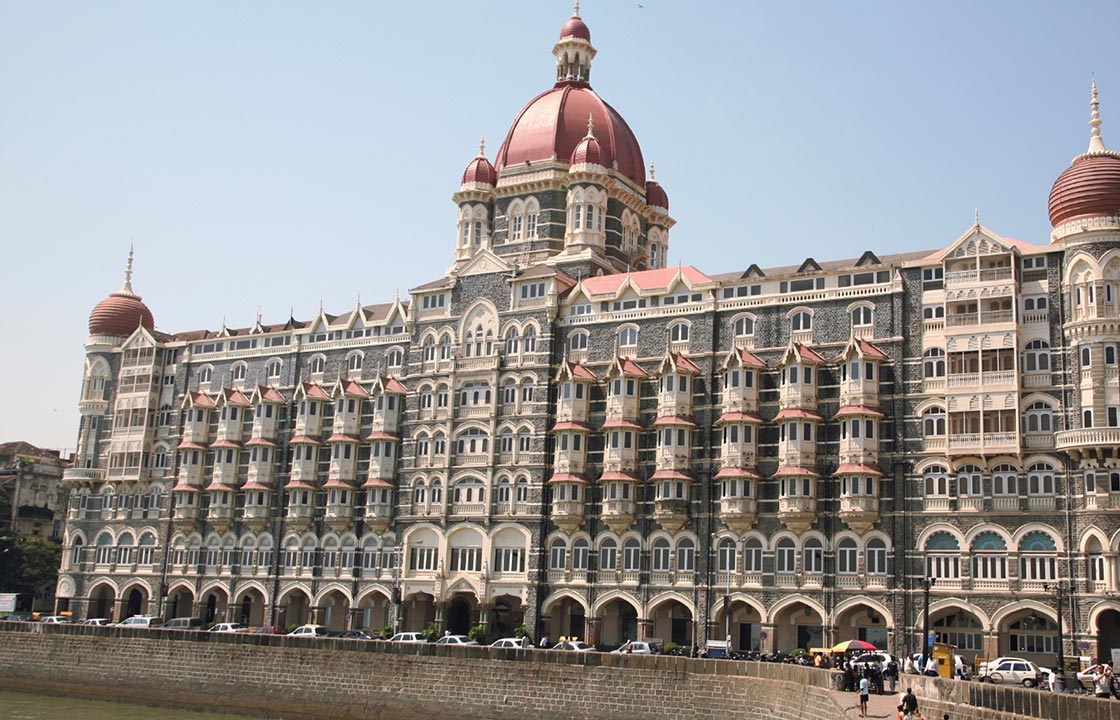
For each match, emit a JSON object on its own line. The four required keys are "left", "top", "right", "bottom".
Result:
{"left": 831, "top": 687, "right": 909, "bottom": 720}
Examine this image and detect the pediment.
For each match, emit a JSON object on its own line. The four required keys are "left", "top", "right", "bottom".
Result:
{"left": 456, "top": 248, "right": 512, "bottom": 278}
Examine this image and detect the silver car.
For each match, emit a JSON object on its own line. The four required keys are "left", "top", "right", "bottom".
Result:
{"left": 980, "top": 657, "right": 1043, "bottom": 687}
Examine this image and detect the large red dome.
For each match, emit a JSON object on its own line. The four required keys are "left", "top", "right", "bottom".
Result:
{"left": 494, "top": 81, "right": 646, "bottom": 187}
{"left": 89, "top": 292, "right": 154, "bottom": 337}
{"left": 1048, "top": 152, "right": 1120, "bottom": 227}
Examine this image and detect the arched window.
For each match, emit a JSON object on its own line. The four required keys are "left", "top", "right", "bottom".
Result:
{"left": 599, "top": 538, "right": 617, "bottom": 571}
{"left": 347, "top": 353, "right": 363, "bottom": 371}
{"left": 791, "top": 311, "right": 812, "bottom": 332}
{"left": 676, "top": 538, "right": 695, "bottom": 572}
{"left": 431, "top": 480, "right": 443, "bottom": 504}
{"left": 572, "top": 539, "right": 590, "bottom": 570}
{"left": 522, "top": 327, "right": 537, "bottom": 353}
{"left": 232, "top": 363, "right": 247, "bottom": 382}
{"left": 439, "top": 334, "right": 452, "bottom": 360}
{"left": 992, "top": 464, "right": 1018, "bottom": 496}
{"left": 651, "top": 538, "right": 671, "bottom": 571}
{"left": 569, "top": 332, "right": 589, "bottom": 352}
{"left": 387, "top": 348, "right": 403, "bottom": 367}
{"left": 743, "top": 538, "right": 762, "bottom": 572}
{"left": 310, "top": 356, "right": 325, "bottom": 375}
{"left": 851, "top": 306, "right": 872, "bottom": 327}
{"left": 1019, "top": 531, "right": 1057, "bottom": 581}
{"left": 734, "top": 316, "right": 755, "bottom": 337}
{"left": 505, "top": 329, "right": 520, "bottom": 355}
{"left": 970, "top": 532, "right": 1008, "bottom": 580}
{"left": 957, "top": 464, "right": 983, "bottom": 496}
{"left": 923, "top": 348, "right": 946, "bottom": 378}
{"left": 622, "top": 538, "right": 641, "bottom": 571}
{"left": 803, "top": 538, "right": 823, "bottom": 573}
{"left": 923, "top": 407, "right": 946, "bottom": 436}
{"left": 1024, "top": 402, "right": 1053, "bottom": 433}
{"left": 775, "top": 538, "right": 796, "bottom": 572}
{"left": 924, "top": 532, "right": 960, "bottom": 579}
{"left": 866, "top": 538, "right": 888, "bottom": 575}
{"left": 267, "top": 360, "right": 282, "bottom": 378}
{"left": 549, "top": 539, "right": 567, "bottom": 570}
{"left": 717, "top": 538, "right": 735, "bottom": 572}
{"left": 618, "top": 326, "right": 638, "bottom": 348}
{"left": 1023, "top": 340, "right": 1050, "bottom": 372}
{"left": 836, "top": 538, "right": 858, "bottom": 574}
{"left": 923, "top": 465, "right": 950, "bottom": 497}
{"left": 669, "top": 322, "right": 690, "bottom": 343}
{"left": 412, "top": 480, "right": 427, "bottom": 507}
{"left": 1028, "top": 463, "right": 1056, "bottom": 496}
{"left": 198, "top": 366, "right": 213, "bottom": 385}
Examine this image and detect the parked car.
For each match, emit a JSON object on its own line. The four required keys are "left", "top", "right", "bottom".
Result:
{"left": 4, "top": 613, "right": 32, "bottom": 622}
{"left": 339, "top": 630, "right": 373, "bottom": 640}
{"left": 117, "top": 615, "right": 164, "bottom": 629}
{"left": 610, "top": 641, "right": 659, "bottom": 655}
{"left": 253, "top": 625, "right": 285, "bottom": 635}
{"left": 389, "top": 632, "right": 428, "bottom": 643}
{"left": 435, "top": 634, "right": 477, "bottom": 646}
{"left": 289, "top": 624, "right": 330, "bottom": 638}
{"left": 851, "top": 652, "right": 898, "bottom": 668}
{"left": 39, "top": 615, "right": 73, "bottom": 624}
{"left": 79, "top": 618, "right": 110, "bottom": 626}
{"left": 164, "top": 617, "right": 206, "bottom": 631}
{"left": 978, "top": 657, "right": 1043, "bottom": 687}
{"left": 210, "top": 623, "right": 250, "bottom": 633}
{"left": 552, "top": 640, "right": 595, "bottom": 652}
{"left": 491, "top": 637, "right": 530, "bottom": 649}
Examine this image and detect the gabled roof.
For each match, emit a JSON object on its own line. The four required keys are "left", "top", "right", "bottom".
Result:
{"left": 337, "top": 380, "right": 369, "bottom": 398}
{"left": 576, "top": 266, "right": 714, "bottom": 299}
{"left": 252, "top": 386, "right": 287, "bottom": 404}
{"left": 772, "top": 466, "right": 821, "bottom": 479}
{"left": 834, "top": 405, "right": 885, "bottom": 418}
{"left": 182, "top": 392, "right": 216, "bottom": 410}
{"left": 721, "top": 347, "right": 767, "bottom": 371}
{"left": 740, "top": 264, "right": 765, "bottom": 279}
{"left": 375, "top": 376, "right": 408, "bottom": 395}
{"left": 855, "top": 250, "right": 882, "bottom": 267}
{"left": 604, "top": 356, "right": 649, "bottom": 379}
{"left": 936, "top": 223, "right": 1044, "bottom": 262}
{"left": 834, "top": 463, "right": 884, "bottom": 477}
{"left": 557, "top": 361, "right": 597, "bottom": 382}
{"left": 220, "top": 388, "right": 252, "bottom": 407}
{"left": 797, "top": 258, "right": 822, "bottom": 274}
{"left": 715, "top": 412, "right": 763, "bottom": 425}
{"left": 294, "top": 382, "right": 331, "bottom": 401}
{"left": 774, "top": 408, "right": 823, "bottom": 421}
{"left": 658, "top": 351, "right": 701, "bottom": 375}
{"left": 836, "top": 337, "right": 889, "bottom": 362}
{"left": 780, "top": 342, "right": 825, "bottom": 366}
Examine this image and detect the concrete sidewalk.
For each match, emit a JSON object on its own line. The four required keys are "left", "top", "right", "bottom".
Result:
{"left": 831, "top": 688, "right": 908, "bottom": 720}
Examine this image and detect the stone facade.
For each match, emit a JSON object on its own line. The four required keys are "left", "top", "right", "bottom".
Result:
{"left": 55, "top": 7, "right": 1120, "bottom": 674}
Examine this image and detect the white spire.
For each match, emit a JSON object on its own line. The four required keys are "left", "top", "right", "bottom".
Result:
{"left": 1089, "top": 79, "right": 1108, "bottom": 154}
{"left": 573, "top": 0, "right": 580, "bottom": 17}
{"left": 586, "top": 113, "right": 595, "bottom": 139}
{"left": 477, "top": 136, "right": 486, "bottom": 157}
{"left": 118, "top": 244, "right": 136, "bottom": 296}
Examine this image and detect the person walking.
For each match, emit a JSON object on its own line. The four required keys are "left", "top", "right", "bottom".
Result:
{"left": 858, "top": 675, "right": 870, "bottom": 717}
{"left": 539, "top": 633, "right": 549, "bottom": 648}
{"left": 901, "top": 687, "right": 919, "bottom": 719}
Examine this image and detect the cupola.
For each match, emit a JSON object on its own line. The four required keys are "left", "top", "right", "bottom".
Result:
{"left": 1048, "top": 81, "right": 1120, "bottom": 230}
{"left": 88, "top": 247, "right": 155, "bottom": 338}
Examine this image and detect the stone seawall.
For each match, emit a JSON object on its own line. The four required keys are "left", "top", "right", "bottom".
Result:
{"left": 0, "top": 624, "right": 1113, "bottom": 720}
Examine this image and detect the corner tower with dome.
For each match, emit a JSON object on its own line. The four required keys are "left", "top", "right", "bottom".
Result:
{"left": 55, "top": 6, "right": 1120, "bottom": 669}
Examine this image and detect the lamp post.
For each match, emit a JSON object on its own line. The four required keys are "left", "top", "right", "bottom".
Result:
{"left": 1044, "top": 582, "right": 1068, "bottom": 692}
{"left": 922, "top": 577, "right": 936, "bottom": 672}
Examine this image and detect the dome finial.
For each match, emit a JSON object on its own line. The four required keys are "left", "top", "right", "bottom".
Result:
{"left": 478, "top": 136, "right": 486, "bottom": 157}
{"left": 1089, "top": 78, "right": 1108, "bottom": 154}
{"left": 649, "top": 162, "right": 656, "bottom": 181}
{"left": 120, "top": 243, "right": 136, "bottom": 296}
{"left": 573, "top": 0, "right": 580, "bottom": 17}
{"left": 586, "top": 113, "right": 595, "bottom": 139}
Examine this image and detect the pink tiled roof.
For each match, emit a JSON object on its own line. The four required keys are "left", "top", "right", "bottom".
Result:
{"left": 325, "top": 433, "right": 362, "bottom": 444}
{"left": 547, "top": 473, "right": 587, "bottom": 484}
{"left": 362, "top": 477, "right": 394, "bottom": 488}
{"left": 190, "top": 392, "right": 216, "bottom": 409}
{"left": 566, "top": 362, "right": 598, "bottom": 381}
{"left": 652, "top": 415, "right": 696, "bottom": 428}
{"left": 222, "top": 389, "right": 252, "bottom": 406}
{"left": 366, "top": 431, "right": 400, "bottom": 442}
{"left": 650, "top": 469, "right": 692, "bottom": 481}
{"left": 774, "top": 408, "right": 823, "bottom": 421}
{"left": 795, "top": 344, "right": 826, "bottom": 365}
{"left": 670, "top": 352, "right": 702, "bottom": 375}
{"left": 340, "top": 380, "right": 368, "bottom": 398}
{"left": 601, "top": 419, "right": 643, "bottom": 430}
{"left": 772, "top": 466, "right": 821, "bottom": 479}
{"left": 599, "top": 471, "right": 640, "bottom": 482}
{"left": 618, "top": 358, "right": 649, "bottom": 378}
{"left": 715, "top": 412, "right": 763, "bottom": 425}
{"left": 714, "top": 467, "right": 762, "bottom": 480}
{"left": 382, "top": 377, "right": 408, "bottom": 395}
{"left": 177, "top": 441, "right": 209, "bottom": 451}
{"left": 577, "top": 266, "right": 714, "bottom": 298}
{"left": 834, "top": 405, "right": 885, "bottom": 418}
{"left": 211, "top": 439, "right": 242, "bottom": 449}
{"left": 834, "top": 463, "right": 884, "bottom": 477}
{"left": 301, "top": 383, "right": 331, "bottom": 400}
{"left": 289, "top": 435, "right": 323, "bottom": 445}
{"left": 738, "top": 349, "right": 767, "bottom": 368}
{"left": 551, "top": 421, "right": 593, "bottom": 432}
{"left": 245, "top": 438, "right": 278, "bottom": 448}
{"left": 258, "top": 386, "right": 286, "bottom": 403}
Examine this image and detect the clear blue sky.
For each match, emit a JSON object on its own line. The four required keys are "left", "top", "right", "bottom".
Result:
{"left": 2, "top": 1, "right": 1119, "bottom": 452}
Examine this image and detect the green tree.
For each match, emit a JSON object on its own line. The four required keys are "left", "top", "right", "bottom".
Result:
{"left": 0, "top": 534, "right": 61, "bottom": 610}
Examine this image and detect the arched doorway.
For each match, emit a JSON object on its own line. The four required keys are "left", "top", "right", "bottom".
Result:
{"left": 1098, "top": 609, "right": 1120, "bottom": 663}
{"left": 234, "top": 587, "right": 266, "bottom": 626}
{"left": 713, "top": 600, "right": 762, "bottom": 651}
{"left": 772, "top": 601, "right": 825, "bottom": 653}
{"left": 597, "top": 598, "right": 638, "bottom": 647}
{"left": 280, "top": 589, "right": 311, "bottom": 628}
{"left": 89, "top": 584, "right": 115, "bottom": 621}
{"left": 125, "top": 587, "right": 146, "bottom": 618}
{"left": 1001, "top": 608, "right": 1059, "bottom": 668}
{"left": 319, "top": 589, "right": 351, "bottom": 631}
{"left": 356, "top": 591, "right": 391, "bottom": 634}
{"left": 447, "top": 596, "right": 475, "bottom": 635}
{"left": 490, "top": 595, "right": 524, "bottom": 639}
{"left": 931, "top": 608, "right": 984, "bottom": 666}
{"left": 402, "top": 592, "right": 436, "bottom": 632}
{"left": 834, "top": 603, "right": 888, "bottom": 650}
{"left": 546, "top": 596, "right": 587, "bottom": 642}
{"left": 202, "top": 588, "right": 229, "bottom": 624}
{"left": 166, "top": 587, "right": 195, "bottom": 621}
{"left": 649, "top": 599, "right": 693, "bottom": 647}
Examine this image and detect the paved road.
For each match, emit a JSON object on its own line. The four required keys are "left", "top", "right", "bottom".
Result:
{"left": 831, "top": 688, "right": 905, "bottom": 720}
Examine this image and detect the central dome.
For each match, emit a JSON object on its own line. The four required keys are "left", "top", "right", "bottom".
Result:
{"left": 494, "top": 81, "right": 646, "bottom": 187}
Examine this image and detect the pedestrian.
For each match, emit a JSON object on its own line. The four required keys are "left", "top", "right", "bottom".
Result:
{"left": 902, "top": 687, "right": 919, "bottom": 719}
{"left": 539, "top": 633, "right": 549, "bottom": 648}
{"left": 886, "top": 659, "right": 898, "bottom": 692}
{"left": 858, "top": 675, "right": 870, "bottom": 717}
{"left": 1094, "top": 666, "right": 1114, "bottom": 698}
{"left": 904, "top": 655, "right": 915, "bottom": 675}
{"left": 1048, "top": 668, "right": 1061, "bottom": 693}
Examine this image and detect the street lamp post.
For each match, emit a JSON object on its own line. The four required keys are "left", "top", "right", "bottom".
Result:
{"left": 922, "top": 577, "right": 937, "bottom": 672}
{"left": 1044, "top": 582, "right": 1068, "bottom": 691}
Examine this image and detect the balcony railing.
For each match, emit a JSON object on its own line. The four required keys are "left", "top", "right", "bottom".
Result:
{"left": 1057, "top": 427, "right": 1120, "bottom": 450}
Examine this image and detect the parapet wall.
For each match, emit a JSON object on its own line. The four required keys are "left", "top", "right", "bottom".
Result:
{"left": 0, "top": 624, "right": 1110, "bottom": 720}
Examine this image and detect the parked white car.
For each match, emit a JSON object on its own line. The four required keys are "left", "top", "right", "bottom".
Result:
{"left": 491, "top": 637, "right": 530, "bottom": 649}
{"left": 389, "top": 632, "right": 427, "bottom": 643}
{"left": 39, "top": 616, "right": 73, "bottom": 624}
{"left": 79, "top": 618, "right": 110, "bottom": 626}
{"left": 210, "top": 623, "right": 250, "bottom": 633}
{"left": 289, "top": 624, "right": 330, "bottom": 638}
{"left": 611, "top": 641, "right": 658, "bottom": 655}
{"left": 117, "top": 616, "right": 164, "bottom": 629}
{"left": 552, "top": 640, "right": 595, "bottom": 652}
{"left": 435, "top": 634, "right": 477, "bottom": 645}
{"left": 979, "top": 657, "right": 1043, "bottom": 687}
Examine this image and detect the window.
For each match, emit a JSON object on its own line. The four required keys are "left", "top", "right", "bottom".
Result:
{"left": 1081, "top": 346, "right": 1091, "bottom": 368}
{"left": 838, "top": 538, "right": 858, "bottom": 574}
{"left": 572, "top": 539, "right": 589, "bottom": 570}
{"left": 743, "top": 539, "right": 762, "bottom": 572}
{"left": 652, "top": 539, "right": 671, "bottom": 571}
{"left": 569, "top": 332, "right": 588, "bottom": 352}
{"left": 549, "top": 540, "right": 566, "bottom": 570}
{"left": 992, "top": 465, "right": 1018, "bottom": 496}
{"left": 267, "top": 360, "right": 282, "bottom": 378}
{"left": 1018, "top": 532, "right": 1057, "bottom": 581}
{"left": 505, "top": 331, "right": 519, "bottom": 356}
{"left": 1023, "top": 340, "right": 1050, "bottom": 372}
{"left": 851, "top": 306, "right": 872, "bottom": 327}
{"left": 450, "top": 547, "right": 482, "bottom": 573}
{"left": 717, "top": 538, "right": 735, "bottom": 572}
{"left": 520, "top": 282, "right": 546, "bottom": 300}
{"left": 1028, "top": 463, "right": 1056, "bottom": 495}
{"left": 410, "top": 546, "right": 438, "bottom": 571}
{"left": 803, "top": 539, "right": 823, "bottom": 573}
{"left": 866, "top": 539, "right": 888, "bottom": 575}
{"left": 676, "top": 539, "right": 695, "bottom": 572}
{"left": 623, "top": 539, "right": 641, "bottom": 571}
{"left": 923, "top": 267, "right": 944, "bottom": 283}
{"left": 669, "top": 323, "right": 690, "bottom": 343}
{"left": 790, "top": 311, "right": 811, "bottom": 331}
{"left": 734, "top": 316, "right": 755, "bottom": 337}
{"left": 198, "top": 367, "right": 213, "bottom": 385}
{"left": 1024, "top": 402, "right": 1053, "bottom": 433}
{"left": 1022, "top": 256, "right": 1047, "bottom": 270}
{"left": 599, "top": 539, "right": 617, "bottom": 571}
{"left": 619, "top": 327, "right": 638, "bottom": 347}
{"left": 348, "top": 353, "right": 363, "bottom": 371}
{"left": 775, "top": 539, "right": 796, "bottom": 572}
{"left": 232, "top": 364, "right": 247, "bottom": 381}
{"left": 922, "top": 407, "right": 946, "bottom": 437}
{"left": 923, "top": 348, "right": 946, "bottom": 378}
{"left": 310, "top": 356, "right": 325, "bottom": 375}
{"left": 970, "top": 532, "right": 1008, "bottom": 580}
{"left": 387, "top": 348, "right": 403, "bottom": 367}
{"left": 923, "top": 465, "right": 950, "bottom": 497}
{"left": 957, "top": 465, "right": 982, "bottom": 496}
{"left": 922, "top": 305, "right": 945, "bottom": 320}
{"left": 522, "top": 327, "right": 537, "bottom": 353}
{"left": 924, "top": 532, "right": 961, "bottom": 579}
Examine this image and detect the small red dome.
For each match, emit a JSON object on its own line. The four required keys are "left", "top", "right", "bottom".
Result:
{"left": 89, "top": 292, "right": 155, "bottom": 337}
{"left": 570, "top": 133, "right": 604, "bottom": 167}
{"left": 646, "top": 179, "right": 669, "bottom": 210}
{"left": 461, "top": 155, "right": 497, "bottom": 186}
{"left": 495, "top": 83, "right": 646, "bottom": 186}
{"left": 1048, "top": 153, "right": 1120, "bottom": 227}
{"left": 560, "top": 16, "right": 590, "bottom": 41}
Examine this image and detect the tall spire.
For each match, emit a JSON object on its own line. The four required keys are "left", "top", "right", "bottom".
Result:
{"left": 649, "top": 162, "right": 656, "bottom": 181}
{"left": 573, "top": 0, "right": 580, "bottom": 17}
{"left": 1089, "top": 79, "right": 1108, "bottom": 154}
{"left": 586, "top": 113, "right": 595, "bottom": 139}
{"left": 118, "top": 244, "right": 136, "bottom": 296}
{"left": 477, "top": 136, "right": 486, "bottom": 157}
